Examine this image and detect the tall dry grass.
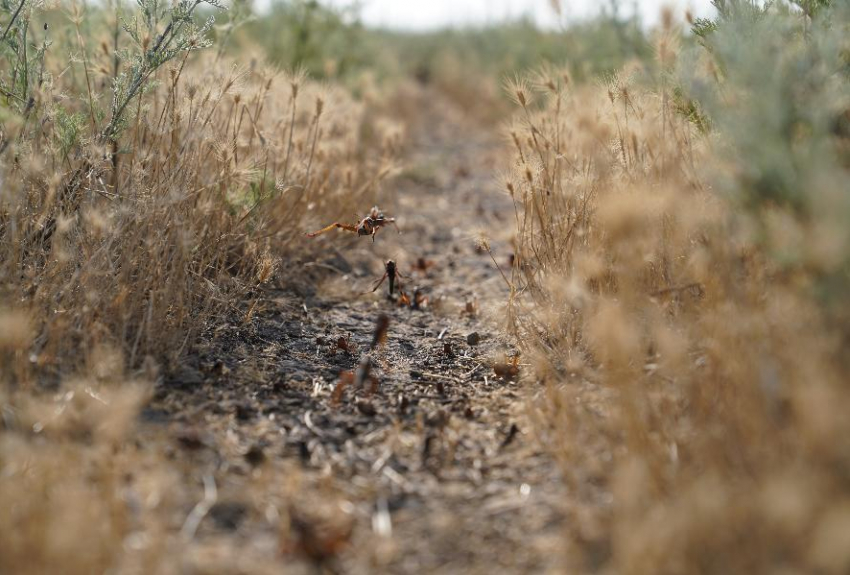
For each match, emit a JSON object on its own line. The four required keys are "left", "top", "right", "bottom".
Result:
{"left": 2, "top": 58, "right": 398, "bottom": 383}
{"left": 506, "top": 4, "right": 850, "bottom": 573}
{"left": 1, "top": 1, "right": 399, "bottom": 571}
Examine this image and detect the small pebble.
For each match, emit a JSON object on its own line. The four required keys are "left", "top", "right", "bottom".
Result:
{"left": 466, "top": 332, "right": 481, "bottom": 346}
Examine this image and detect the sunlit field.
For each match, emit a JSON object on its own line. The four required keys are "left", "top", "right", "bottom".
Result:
{"left": 2, "top": 0, "right": 849, "bottom": 573}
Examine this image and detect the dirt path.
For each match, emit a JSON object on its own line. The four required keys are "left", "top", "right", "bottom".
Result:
{"left": 144, "top": 92, "right": 566, "bottom": 574}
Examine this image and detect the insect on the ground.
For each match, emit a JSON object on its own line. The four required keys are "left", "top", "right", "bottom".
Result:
{"left": 305, "top": 206, "right": 399, "bottom": 242}
{"left": 366, "top": 260, "right": 406, "bottom": 297}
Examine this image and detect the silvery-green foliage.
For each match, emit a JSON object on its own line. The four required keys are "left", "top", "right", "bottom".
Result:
{"left": 105, "top": 0, "right": 222, "bottom": 140}
{"left": 0, "top": 0, "right": 223, "bottom": 155}
{"left": 683, "top": 2, "right": 848, "bottom": 206}
{"left": 681, "top": 1, "right": 850, "bottom": 300}
{"left": 0, "top": 0, "right": 49, "bottom": 119}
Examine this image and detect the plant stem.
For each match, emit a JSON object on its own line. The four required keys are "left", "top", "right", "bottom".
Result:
{"left": 0, "top": 0, "right": 26, "bottom": 41}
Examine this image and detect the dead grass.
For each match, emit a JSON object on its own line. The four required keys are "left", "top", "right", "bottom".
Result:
{"left": 3, "top": 1, "right": 849, "bottom": 572}
{"left": 0, "top": 3, "right": 400, "bottom": 570}
{"left": 3, "top": 56, "right": 400, "bottom": 381}
{"left": 506, "top": 9, "right": 850, "bottom": 574}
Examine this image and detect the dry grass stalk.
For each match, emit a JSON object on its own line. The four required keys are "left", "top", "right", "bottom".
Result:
{"left": 0, "top": 4, "right": 401, "bottom": 570}
{"left": 506, "top": 12, "right": 850, "bottom": 573}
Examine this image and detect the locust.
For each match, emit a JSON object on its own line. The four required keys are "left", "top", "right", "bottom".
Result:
{"left": 305, "top": 206, "right": 399, "bottom": 242}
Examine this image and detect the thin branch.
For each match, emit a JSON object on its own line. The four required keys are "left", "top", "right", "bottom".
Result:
{"left": 1, "top": 0, "right": 26, "bottom": 41}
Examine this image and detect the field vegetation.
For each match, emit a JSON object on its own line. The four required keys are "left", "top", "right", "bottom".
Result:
{"left": 2, "top": 0, "right": 849, "bottom": 572}
{"left": 507, "top": 1, "right": 850, "bottom": 571}
{"left": 1, "top": 0, "right": 398, "bottom": 570}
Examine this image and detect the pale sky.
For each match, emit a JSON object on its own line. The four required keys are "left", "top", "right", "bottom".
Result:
{"left": 321, "top": 0, "right": 717, "bottom": 30}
